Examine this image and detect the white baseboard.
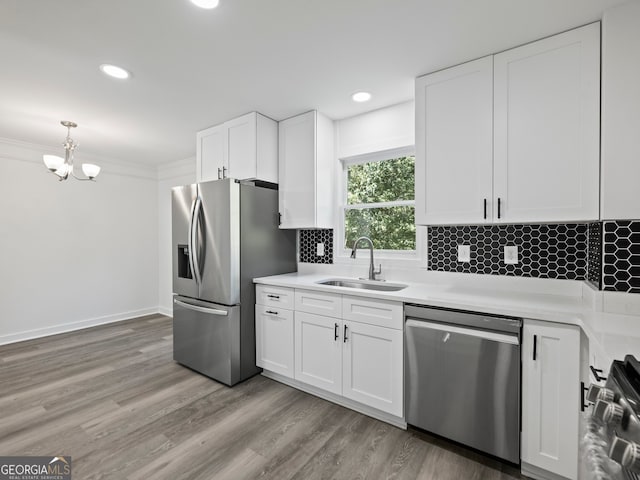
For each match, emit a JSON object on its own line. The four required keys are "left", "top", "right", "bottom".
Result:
{"left": 521, "top": 461, "right": 572, "bottom": 480}
{"left": 261, "top": 370, "right": 407, "bottom": 429}
{"left": 0, "top": 307, "right": 167, "bottom": 346}
{"left": 158, "top": 306, "right": 173, "bottom": 317}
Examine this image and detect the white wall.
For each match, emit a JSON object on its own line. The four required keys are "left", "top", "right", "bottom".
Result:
{"left": 336, "top": 100, "right": 415, "bottom": 159}
{"left": 157, "top": 158, "right": 196, "bottom": 315}
{"left": 0, "top": 139, "right": 159, "bottom": 344}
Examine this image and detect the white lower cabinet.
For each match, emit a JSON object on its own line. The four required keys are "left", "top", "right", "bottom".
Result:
{"left": 294, "top": 311, "right": 342, "bottom": 394}
{"left": 256, "top": 285, "right": 403, "bottom": 419}
{"left": 255, "top": 304, "right": 294, "bottom": 379}
{"left": 522, "top": 319, "right": 580, "bottom": 480}
{"left": 342, "top": 320, "right": 403, "bottom": 417}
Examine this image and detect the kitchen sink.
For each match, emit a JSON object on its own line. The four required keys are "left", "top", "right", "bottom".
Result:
{"left": 317, "top": 278, "right": 408, "bottom": 292}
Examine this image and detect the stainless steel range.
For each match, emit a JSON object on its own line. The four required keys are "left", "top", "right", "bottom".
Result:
{"left": 583, "top": 355, "right": 640, "bottom": 480}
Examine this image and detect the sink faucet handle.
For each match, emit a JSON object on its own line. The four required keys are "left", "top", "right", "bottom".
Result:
{"left": 373, "top": 263, "right": 382, "bottom": 279}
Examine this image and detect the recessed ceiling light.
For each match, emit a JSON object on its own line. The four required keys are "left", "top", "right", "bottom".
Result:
{"left": 352, "top": 91, "right": 372, "bottom": 102}
{"left": 99, "top": 64, "right": 130, "bottom": 80}
{"left": 190, "top": 0, "right": 220, "bottom": 9}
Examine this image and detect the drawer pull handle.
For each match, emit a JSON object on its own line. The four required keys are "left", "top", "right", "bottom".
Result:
{"left": 266, "top": 310, "right": 279, "bottom": 315}
{"left": 483, "top": 198, "right": 487, "bottom": 220}
{"left": 590, "top": 365, "right": 607, "bottom": 382}
{"left": 343, "top": 325, "right": 348, "bottom": 343}
{"left": 267, "top": 294, "right": 280, "bottom": 299}
{"left": 533, "top": 334, "right": 537, "bottom": 361}
{"left": 334, "top": 323, "right": 339, "bottom": 341}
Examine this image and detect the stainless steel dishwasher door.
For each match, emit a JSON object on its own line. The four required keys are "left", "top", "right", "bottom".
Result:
{"left": 405, "top": 312, "right": 521, "bottom": 464}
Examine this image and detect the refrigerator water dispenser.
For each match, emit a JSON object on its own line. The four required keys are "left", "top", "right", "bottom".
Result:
{"left": 177, "top": 245, "right": 192, "bottom": 279}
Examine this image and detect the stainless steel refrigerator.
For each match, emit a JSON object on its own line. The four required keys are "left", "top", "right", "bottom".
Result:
{"left": 171, "top": 178, "right": 296, "bottom": 386}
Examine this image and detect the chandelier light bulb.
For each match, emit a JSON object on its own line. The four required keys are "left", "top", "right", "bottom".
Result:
{"left": 82, "top": 163, "right": 101, "bottom": 180}
{"left": 43, "top": 154, "right": 64, "bottom": 171}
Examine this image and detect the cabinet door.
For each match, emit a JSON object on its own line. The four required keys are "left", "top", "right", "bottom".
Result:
{"left": 197, "top": 124, "right": 227, "bottom": 182}
{"left": 255, "top": 305, "right": 294, "bottom": 378}
{"left": 226, "top": 112, "right": 257, "bottom": 180}
{"left": 278, "top": 111, "right": 317, "bottom": 229}
{"left": 342, "top": 320, "right": 403, "bottom": 416}
{"left": 601, "top": 3, "right": 640, "bottom": 220}
{"left": 522, "top": 319, "right": 580, "bottom": 480}
{"left": 415, "top": 56, "right": 494, "bottom": 225}
{"left": 294, "top": 311, "right": 341, "bottom": 394}
{"left": 493, "top": 23, "right": 600, "bottom": 223}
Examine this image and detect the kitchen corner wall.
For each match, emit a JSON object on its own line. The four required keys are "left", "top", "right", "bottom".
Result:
{"left": 0, "top": 139, "right": 160, "bottom": 344}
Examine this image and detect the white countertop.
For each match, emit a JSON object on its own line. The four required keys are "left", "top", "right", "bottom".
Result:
{"left": 254, "top": 272, "right": 640, "bottom": 365}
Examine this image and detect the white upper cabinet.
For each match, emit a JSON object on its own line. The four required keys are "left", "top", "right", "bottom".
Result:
{"left": 197, "top": 123, "right": 226, "bottom": 183}
{"left": 415, "top": 56, "right": 494, "bottom": 225}
{"left": 278, "top": 110, "right": 334, "bottom": 229}
{"left": 601, "top": 2, "right": 640, "bottom": 220}
{"left": 416, "top": 23, "right": 600, "bottom": 225}
{"left": 196, "top": 112, "right": 278, "bottom": 183}
{"left": 494, "top": 23, "right": 600, "bottom": 223}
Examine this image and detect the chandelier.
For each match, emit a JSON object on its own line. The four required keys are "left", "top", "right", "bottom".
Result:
{"left": 43, "top": 121, "right": 101, "bottom": 181}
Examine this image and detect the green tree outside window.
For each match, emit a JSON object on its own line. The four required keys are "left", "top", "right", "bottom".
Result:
{"left": 344, "top": 156, "right": 415, "bottom": 251}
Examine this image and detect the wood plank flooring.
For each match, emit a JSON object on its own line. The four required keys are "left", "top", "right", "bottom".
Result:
{"left": 0, "top": 315, "right": 524, "bottom": 480}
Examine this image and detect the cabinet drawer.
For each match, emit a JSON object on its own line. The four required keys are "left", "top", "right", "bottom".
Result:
{"left": 295, "top": 289, "right": 342, "bottom": 318}
{"left": 256, "top": 285, "right": 294, "bottom": 310}
{"left": 342, "top": 296, "right": 403, "bottom": 330}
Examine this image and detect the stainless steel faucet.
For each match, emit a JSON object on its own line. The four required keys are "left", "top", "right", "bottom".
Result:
{"left": 350, "top": 236, "right": 382, "bottom": 281}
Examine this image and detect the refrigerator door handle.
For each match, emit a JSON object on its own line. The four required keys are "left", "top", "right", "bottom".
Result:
{"left": 190, "top": 195, "right": 203, "bottom": 285}
{"left": 187, "top": 197, "right": 198, "bottom": 283}
{"left": 174, "top": 298, "right": 228, "bottom": 316}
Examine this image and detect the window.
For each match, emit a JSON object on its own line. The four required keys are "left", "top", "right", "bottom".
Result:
{"left": 341, "top": 150, "right": 416, "bottom": 254}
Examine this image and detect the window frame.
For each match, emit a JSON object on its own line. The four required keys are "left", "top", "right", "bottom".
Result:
{"left": 335, "top": 146, "right": 425, "bottom": 265}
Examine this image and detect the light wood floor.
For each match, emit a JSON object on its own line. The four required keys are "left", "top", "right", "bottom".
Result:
{"left": 0, "top": 315, "right": 523, "bottom": 480}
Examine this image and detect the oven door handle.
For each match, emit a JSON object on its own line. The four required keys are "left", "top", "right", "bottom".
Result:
{"left": 406, "top": 319, "right": 519, "bottom": 345}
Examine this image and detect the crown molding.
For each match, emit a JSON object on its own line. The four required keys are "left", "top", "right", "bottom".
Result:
{"left": 0, "top": 136, "right": 159, "bottom": 180}
{"left": 157, "top": 156, "right": 196, "bottom": 181}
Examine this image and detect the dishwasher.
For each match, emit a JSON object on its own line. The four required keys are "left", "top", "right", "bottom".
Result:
{"left": 405, "top": 304, "right": 521, "bottom": 464}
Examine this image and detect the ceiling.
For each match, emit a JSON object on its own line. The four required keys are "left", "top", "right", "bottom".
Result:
{"left": 0, "top": 0, "right": 628, "bottom": 167}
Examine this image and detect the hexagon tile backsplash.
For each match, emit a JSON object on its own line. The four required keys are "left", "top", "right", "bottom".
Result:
{"left": 603, "top": 220, "right": 640, "bottom": 294}
{"left": 427, "top": 224, "right": 589, "bottom": 280}
{"left": 297, "top": 221, "right": 640, "bottom": 294}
